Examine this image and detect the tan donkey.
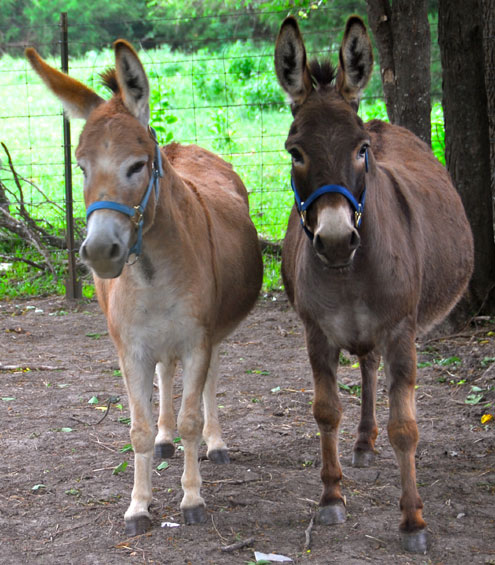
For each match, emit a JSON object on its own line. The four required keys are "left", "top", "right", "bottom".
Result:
{"left": 275, "top": 16, "right": 473, "bottom": 552}
{"left": 26, "top": 40, "right": 262, "bottom": 535}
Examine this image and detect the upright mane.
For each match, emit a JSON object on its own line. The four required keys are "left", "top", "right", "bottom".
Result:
{"left": 309, "top": 58, "right": 336, "bottom": 89}
{"left": 99, "top": 68, "right": 119, "bottom": 94}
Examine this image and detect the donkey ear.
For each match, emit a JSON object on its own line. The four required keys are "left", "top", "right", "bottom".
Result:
{"left": 275, "top": 16, "right": 313, "bottom": 107}
{"left": 114, "top": 40, "right": 150, "bottom": 127}
{"left": 336, "top": 16, "right": 373, "bottom": 109}
{"left": 25, "top": 48, "right": 103, "bottom": 120}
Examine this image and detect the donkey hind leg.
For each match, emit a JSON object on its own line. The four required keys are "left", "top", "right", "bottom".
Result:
{"left": 122, "top": 356, "right": 156, "bottom": 536}
{"left": 154, "top": 359, "right": 177, "bottom": 459}
{"left": 352, "top": 351, "right": 380, "bottom": 467}
{"left": 202, "top": 345, "right": 229, "bottom": 464}
{"left": 306, "top": 326, "right": 346, "bottom": 526}
{"left": 178, "top": 342, "right": 212, "bottom": 525}
{"left": 384, "top": 327, "right": 428, "bottom": 553}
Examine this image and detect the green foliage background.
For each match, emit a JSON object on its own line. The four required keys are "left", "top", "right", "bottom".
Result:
{"left": 0, "top": 0, "right": 445, "bottom": 298}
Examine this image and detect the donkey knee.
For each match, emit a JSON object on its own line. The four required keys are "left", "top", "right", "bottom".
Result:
{"left": 387, "top": 420, "right": 419, "bottom": 452}
{"left": 130, "top": 423, "right": 155, "bottom": 454}
{"left": 313, "top": 399, "right": 342, "bottom": 433}
{"left": 178, "top": 411, "right": 204, "bottom": 441}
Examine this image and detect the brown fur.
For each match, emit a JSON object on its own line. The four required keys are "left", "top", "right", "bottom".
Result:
{"left": 276, "top": 16, "right": 473, "bottom": 551}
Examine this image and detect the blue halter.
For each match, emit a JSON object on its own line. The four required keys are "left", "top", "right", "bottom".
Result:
{"left": 85, "top": 127, "right": 164, "bottom": 259}
{"left": 290, "top": 149, "right": 368, "bottom": 241}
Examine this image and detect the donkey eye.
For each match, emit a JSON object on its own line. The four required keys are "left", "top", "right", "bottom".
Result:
{"left": 127, "top": 161, "right": 146, "bottom": 177}
{"left": 289, "top": 148, "right": 304, "bottom": 165}
{"left": 358, "top": 144, "right": 369, "bottom": 159}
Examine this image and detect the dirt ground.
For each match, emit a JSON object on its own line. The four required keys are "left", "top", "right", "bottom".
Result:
{"left": 0, "top": 292, "right": 494, "bottom": 565}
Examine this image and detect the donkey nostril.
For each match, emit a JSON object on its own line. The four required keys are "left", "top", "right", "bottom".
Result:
{"left": 109, "top": 243, "right": 121, "bottom": 260}
{"left": 350, "top": 230, "right": 361, "bottom": 250}
{"left": 314, "top": 234, "right": 324, "bottom": 254}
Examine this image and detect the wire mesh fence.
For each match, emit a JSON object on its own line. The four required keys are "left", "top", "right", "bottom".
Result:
{"left": 0, "top": 5, "right": 443, "bottom": 296}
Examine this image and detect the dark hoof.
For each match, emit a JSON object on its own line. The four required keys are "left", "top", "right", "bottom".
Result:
{"left": 400, "top": 529, "right": 428, "bottom": 553}
{"left": 183, "top": 505, "right": 207, "bottom": 525}
{"left": 125, "top": 514, "right": 152, "bottom": 536}
{"left": 352, "top": 449, "right": 376, "bottom": 468}
{"left": 317, "top": 502, "right": 346, "bottom": 525}
{"left": 208, "top": 449, "right": 230, "bottom": 464}
{"left": 154, "top": 442, "right": 175, "bottom": 459}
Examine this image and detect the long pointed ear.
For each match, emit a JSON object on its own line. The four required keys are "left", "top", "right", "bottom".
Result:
{"left": 336, "top": 16, "right": 373, "bottom": 110}
{"left": 25, "top": 48, "right": 104, "bottom": 119}
{"left": 114, "top": 40, "right": 150, "bottom": 127}
{"left": 275, "top": 16, "right": 313, "bottom": 108}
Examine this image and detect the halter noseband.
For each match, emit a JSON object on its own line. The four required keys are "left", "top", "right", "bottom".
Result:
{"left": 85, "top": 126, "right": 164, "bottom": 260}
{"left": 291, "top": 149, "right": 368, "bottom": 241}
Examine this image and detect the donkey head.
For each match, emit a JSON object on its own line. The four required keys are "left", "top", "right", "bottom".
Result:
{"left": 26, "top": 41, "right": 159, "bottom": 279}
{"left": 275, "top": 16, "right": 373, "bottom": 269}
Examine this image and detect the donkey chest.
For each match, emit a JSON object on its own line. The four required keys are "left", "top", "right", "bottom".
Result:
{"left": 318, "top": 303, "right": 380, "bottom": 354}
{"left": 105, "top": 282, "right": 205, "bottom": 358}
{"left": 295, "top": 276, "right": 384, "bottom": 355}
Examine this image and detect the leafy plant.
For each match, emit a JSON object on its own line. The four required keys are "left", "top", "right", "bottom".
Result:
{"left": 120, "top": 444, "right": 133, "bottom": 453}
{"left": 112, "top": 461, "right": 128, "bottom": 475}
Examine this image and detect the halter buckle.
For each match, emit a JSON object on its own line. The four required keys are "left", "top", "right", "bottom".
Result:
{"left": 300, "top": 209, "right": 307, "bottom": 227}
{"left": 354, "top": 209, "right": 362, "bottom": 228}
{"left": 132, "top": 205, "right": 144, "bottom": 228}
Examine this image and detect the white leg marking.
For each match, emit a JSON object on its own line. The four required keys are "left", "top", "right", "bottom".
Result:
{"left": 202, "top": 345, "right": 228, "bottom": 457}
{"left": 178, "top": 343, "right": 211, "bottom": 511}
{"left": 122, "top": 356, "right": 156, "bottom": 522}
{"left": 155, "top": 360, "right": 177, "bottom": 448}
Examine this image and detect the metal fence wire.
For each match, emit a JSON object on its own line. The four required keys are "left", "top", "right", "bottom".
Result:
{"left": 0, "top": 7, "right": 442, "bottom": 298}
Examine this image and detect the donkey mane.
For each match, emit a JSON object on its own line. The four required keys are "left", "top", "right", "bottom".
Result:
{"left": 99, "top": 68, "right": 119, "bottom": 94}
{"left": 309, "top": 58, "right": 336, "bottom": 89}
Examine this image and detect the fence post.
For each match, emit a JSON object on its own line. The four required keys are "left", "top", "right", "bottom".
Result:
{"left": 60, "top": 12, "right": 82, "bottom": 299}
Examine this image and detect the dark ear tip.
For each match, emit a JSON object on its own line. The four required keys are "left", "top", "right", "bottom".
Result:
{"left": 280, "top": 15, "right": 300, "bottom": 34}
{"left": 345, "top": 15, "right": 367, "bottom": 32}
{"left": 25, "top": 47, "right": 38, "bottom": 63}
{"left": 113, "top": 39, "right": 136, "bottom": 56}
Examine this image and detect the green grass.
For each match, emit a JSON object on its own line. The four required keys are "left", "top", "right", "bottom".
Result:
{"left": 0, "top": 41, "right": 446, "bottom": 298}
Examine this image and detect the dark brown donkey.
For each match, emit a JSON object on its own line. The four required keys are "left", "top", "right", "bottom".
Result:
{"left": 26, "top": 41, "right": 262, "bottom": 535}
{"left": 275, "top": 16, "right": 473, "bottom": 553}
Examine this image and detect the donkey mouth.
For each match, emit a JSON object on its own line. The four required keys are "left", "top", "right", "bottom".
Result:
{"left": 86, "top": 260, "right": 125, "bottom": 279}
{"left": 316, "top": 249, "right": 356, "bottom": 271}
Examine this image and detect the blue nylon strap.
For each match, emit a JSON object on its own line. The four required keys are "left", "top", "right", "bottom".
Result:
{"left": 290, "top": 147, "right": 368, "bottom": 240}
{"left": 85, "top": 127, "right": 163, "bottom": 259}
{"left": 86, "top": 200, "right": 135, "bottom": 219}
{"left": 290, "top": 177, "right": 366, "bottom": 240}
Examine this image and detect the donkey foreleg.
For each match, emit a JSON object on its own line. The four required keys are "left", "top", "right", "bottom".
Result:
{"left": 178, "top": 343, "right": 212, "bottom": 525}
{"left": 202, "top": 345, "right": 229, "bottom": 464}
{"left": 155, "top": 359, "right": 177, "bottom": 459}
{"left": 306, "top": 326, "right": 346, "bottom": 525}
{"left": 352, "top": 351, "right": 380, "bottom": 468}
{"left": 122, "top": 357, "right": 156, "bottom": 536}
{"left": 384, "top": 328, "right": 428, "bottom": 553}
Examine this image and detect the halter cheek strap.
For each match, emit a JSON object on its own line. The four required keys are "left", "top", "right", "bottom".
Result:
{"left": 85, "top": 126, "right": 164, "bottom": 260}
{"left": 291, "top": 148, "right": 368, "bottom": 241}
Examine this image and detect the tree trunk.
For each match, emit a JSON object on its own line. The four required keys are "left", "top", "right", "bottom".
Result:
{"left": 439, "top": 0, "right": 495, "bottom": 316}
{"left": 366, "top": 0, "right": 431, "bottom": 145}
{"left": 482, "top": 0, "right": 495, "bottom": 206}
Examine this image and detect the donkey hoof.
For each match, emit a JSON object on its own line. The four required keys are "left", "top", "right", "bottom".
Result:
{"left": 183, "top": 505, "right": 207, "bottom": 525}
{"left": 208, "top": 449, "right": 230, "bottom": 464}
{"left": 317, "top": 502, "right": 346, "bottom": 525}
{"left": 154, "top": 442, "right": 175, "bottom": 459}
{"left": 352, "top": 449, "right": 375, "bottom": 468}
{"left": 125, "top": 514, "right": 152, "bottom": 536}
{"left": 400, "top": 529, "right": 428, "bottom": 553}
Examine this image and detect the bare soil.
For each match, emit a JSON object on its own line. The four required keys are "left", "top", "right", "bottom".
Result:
{"left": 1, "top": 293, "right": 494, "bottom": 564}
